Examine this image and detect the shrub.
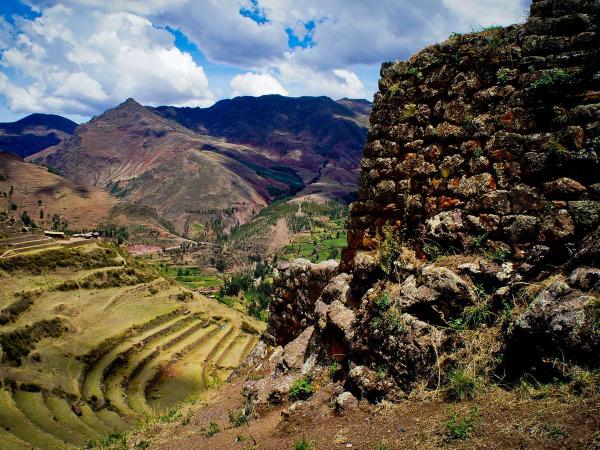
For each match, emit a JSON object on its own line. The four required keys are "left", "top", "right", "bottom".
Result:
{"left": 445, "top": 369, "right": 478, "bottom": 401}
{"left": 376, "top": 224, "right": 402, "bottom": 277}
{"left": 446, "top": 407, "right": 479, "bottom": 440}
{"left": 375, "top": 292, "right": 391, "bottom": 311}
{"left": 496, "top": 68, "right": 512, "bottom": 85}
{"left": 530, "top": 68, "right": 571, "bottom": 89}
{"left": 0, "top": 291, "right": 39, "bottom": 325}
{"left": 423, "top": 242, "right": 444, "bottom": 261}
{"left": 176, "top": 291, "right": 193, "bottom": 301}
{"left": 329, "top": 361, "right": 341, "bottom": 378}
{"left": 289, "top": 376, "right": 314, "bottom": 401}
{"left": 0, "top": 318, "right": 67, "bottom": 365}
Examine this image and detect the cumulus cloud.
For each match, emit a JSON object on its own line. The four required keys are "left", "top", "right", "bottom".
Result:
{"left": 276, "top": 62, "right": 365, "bottom": 99}
{"left": 1, "top": 3, "right": 213, "bottom": 116}
{"left": 230, "top": 72, "right": 288, "bottom": 97}
{"left": 2, "top": 0, "right": 531, "bottom": 118}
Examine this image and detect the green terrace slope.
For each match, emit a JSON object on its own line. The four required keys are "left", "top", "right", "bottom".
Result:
{"left": 0, "top": 242, "right": 264, "bottom": 448}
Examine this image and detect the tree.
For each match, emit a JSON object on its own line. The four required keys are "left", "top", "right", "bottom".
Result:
{"left": 115, "top": 226, "right": 129, "bottom": 245}
{"left": 21, "top": 211, "right": 35, "bottom": 227}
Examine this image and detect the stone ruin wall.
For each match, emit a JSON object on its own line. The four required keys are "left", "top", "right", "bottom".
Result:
{"left": 343, "top": 0, "right": 600, "bottom": 273}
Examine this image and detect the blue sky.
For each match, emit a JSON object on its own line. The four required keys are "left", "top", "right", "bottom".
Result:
{"left": 0, "top": 0, "right": 530, "bottom": 123}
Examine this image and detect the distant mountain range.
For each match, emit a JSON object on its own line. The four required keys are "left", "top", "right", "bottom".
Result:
{"left": 0, "top": 113, "right": 77, "bottom": 158}
{"left": 4, "top": 95, "right": 370, "bottom": 236}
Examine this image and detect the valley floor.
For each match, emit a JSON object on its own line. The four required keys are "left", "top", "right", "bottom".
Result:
{"left": 128, "top": 369, "right": 600, "bottom": 450}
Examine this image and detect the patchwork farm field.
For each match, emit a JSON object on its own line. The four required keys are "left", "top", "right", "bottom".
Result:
{"left": 0, "top": 242, "right": 263, "bottom": 449}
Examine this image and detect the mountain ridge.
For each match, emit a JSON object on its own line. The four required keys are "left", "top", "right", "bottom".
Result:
{"left": 0, "top": 113, "right": 77, "bottom": 158}
{"left": 28, "top": 95, "right": 370, "bottom": 235}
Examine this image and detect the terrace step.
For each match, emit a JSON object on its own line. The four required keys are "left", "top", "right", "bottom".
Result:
{"left": 104, "top": 317, "right": 212, "bottom": 416}
{"left": 0, "top": 231, "right": 45, "bottom": 245}
{"left": 127, "top": 323, "right": 222, "bottom": 414}
{"left": 13, "top": 390, "right": 86, "bottom": 446}
{"left": 44, "top": 394, "right": 102, "bottom": 441}
{"left": 82, "top": 314, "right": 188, "bottom": 402}
{"left": 7, "top": 237, "right": 54, "bottom": 249}
{"left": 0, "top": 427, "right": 29, "bottom": 450}
{"left": 0, "top": 389, "right": 68, "bottom": 449}
{"left": 3, "top": 241, "right": 60, "bottom": 256}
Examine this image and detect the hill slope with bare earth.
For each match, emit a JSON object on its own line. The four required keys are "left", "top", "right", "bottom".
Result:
{"left": 0, "top": 152, "right": 117, "bottom": 230}
{"left": 29, "top": 99, "right": 300, "bottom": 234}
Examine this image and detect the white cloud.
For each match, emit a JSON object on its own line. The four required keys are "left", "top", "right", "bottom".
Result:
{"left": 2, "top": 0, "right": 531, "bottom": 118}
{"left": 443, "top": 0, "right": 527, "bottom": 27}
{"left": 0, "top": 16, "right": 15, "bottom": 50}
{"left": 276, "top": 61, "right": 365, "bottom": 99}
{"left": 230, "top": 72, "right": 288, "bottom": 97}
{"left": 0, "top": 4, "right": 213, "bottom": 116}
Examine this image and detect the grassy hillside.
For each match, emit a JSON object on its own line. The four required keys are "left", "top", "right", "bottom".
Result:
{"left": 0, "top": 242, "right": 263, "bottom": 448}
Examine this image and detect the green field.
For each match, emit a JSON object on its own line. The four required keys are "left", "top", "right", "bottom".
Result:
{"left": 0, "top": 242, "right": 264, "bottom": 448}
{"left": 154, "top": 264, "right": 224, "bottom": 289}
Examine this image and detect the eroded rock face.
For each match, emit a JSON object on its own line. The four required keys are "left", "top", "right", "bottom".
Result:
{"left": 505, "top": 281, "right": 600, "bottom": 375}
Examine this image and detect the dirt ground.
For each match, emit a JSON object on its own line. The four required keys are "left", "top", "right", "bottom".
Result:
{"left": 131, "top": 371, "right": 600, "bottom": 450}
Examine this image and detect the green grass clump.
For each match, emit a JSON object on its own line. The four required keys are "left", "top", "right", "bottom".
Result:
{"left": 229, "top": 408, "right": 249, "bottom": 427}
{"left": 446, "top": 406, "right": 479, "bottom": 440}
{"left": 484, "top": 246, "right": 510, "bottom": 263}
{"left": 401, "top": 103, "right": 417, "bottom": 120}
{"left": 530, "top": 69, "right": 571, "bottom": 89}
{"left": 385, "top": 83, "right": 402, "bottom": 99}
{"left": 290, "top": 376, "right": 314, "bottom": 401}
{"left": 545, "top": 138, "right": 568, "bottom": 158}
{"left": 204, "top": 421, "right": 221, "bottom": 437}
{"left": 451, "top": 302, "right": 493, "bottom": 330}
{"left": 372, "top": 303, "right": 404, "bottom": 335}
{"left": 294, "top": 438, "right": 314, "bottom": 450}
{"left": 445, "top": 369, "right": 478, "bottom": 401}
{"left": 467, "top": 234, "right": 486, "bottom": 251}
{"left": 159, "top": 407, "right": 182, "bottom": 423}
{"left": 423, "top": 242, "right": 444, "bottom": 261}
{"left": 100, "top": 430, "right": 127, "bottom": 449}
{"left": 542, "top": 423, "right": 567, "bottom": 441}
